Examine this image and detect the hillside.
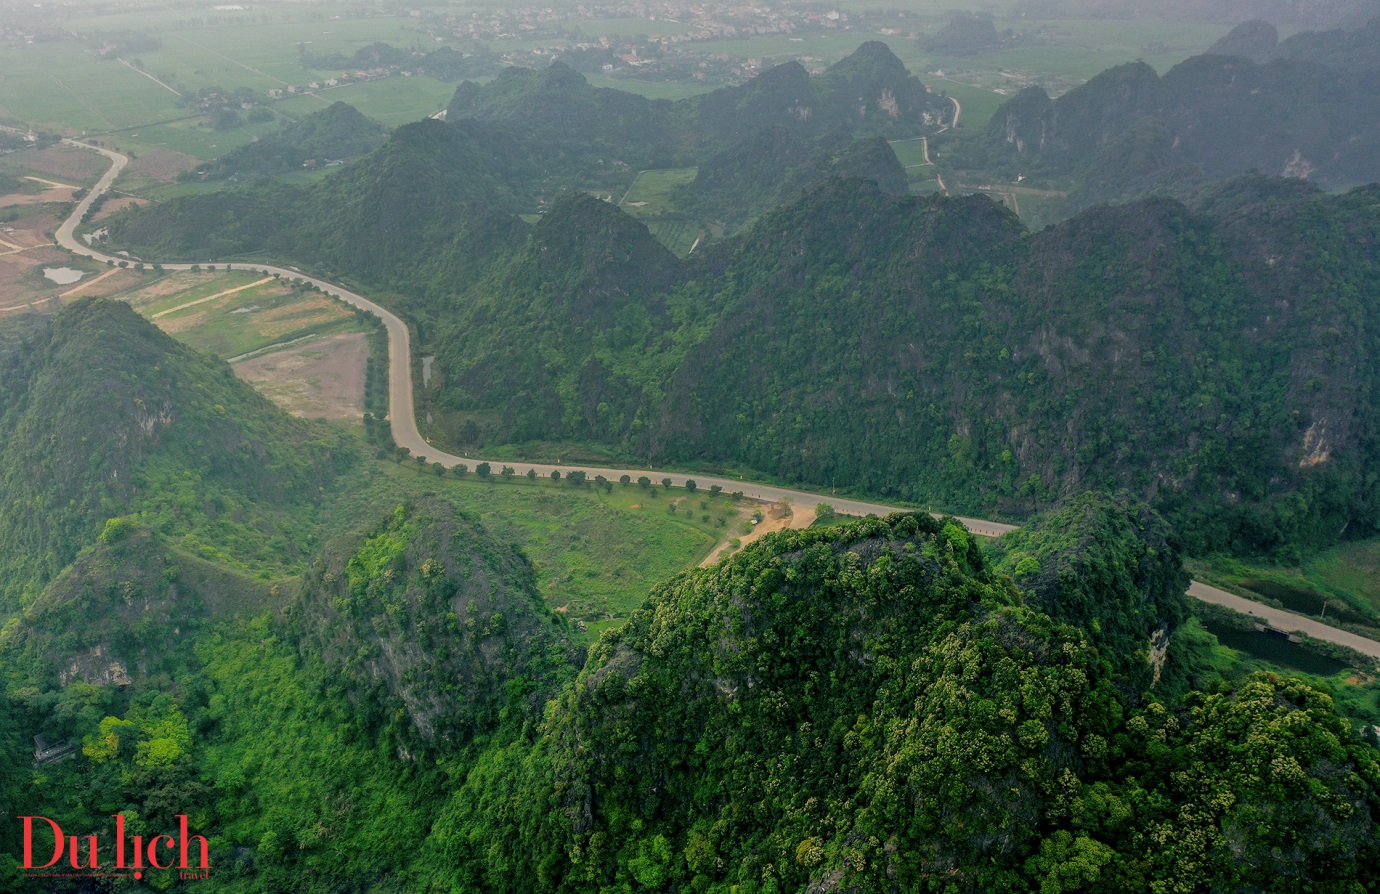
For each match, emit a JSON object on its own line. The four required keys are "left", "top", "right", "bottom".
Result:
{"left": 107, "top": 117, "right": 535, "bottom": 285}
{"left": 676, "top": 128, "right": 908, "bottom": 229}
{"left": 424, "top": 502, "right": 1380, "bottom": 893}
{"left": 202, "top": 101, "right": 388, "bottom": 181}
{"left": 0, "top": 298, "right": 350, "bottom": 613}
{"left": 409, "top": 176, "right": 1380, "bottom": 557}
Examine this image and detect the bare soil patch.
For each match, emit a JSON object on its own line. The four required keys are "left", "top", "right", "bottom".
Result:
{"left": 0, "top": 187, "right": 76, "bottom": 208}
{"left": 700, "top": 500, "right": 816, "bottom": 567}
{"left": 90, "top": 195, "right": 147, "bottom": 222}
{"left": 122, "top": 147, "right": 199, "bottom": 184}
{"left": 233, "top": 332, "right": 368, "bottom": 422}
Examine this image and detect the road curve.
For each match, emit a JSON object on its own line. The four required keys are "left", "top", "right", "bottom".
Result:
{"left": 53, "top": 139, "right": 1380, "bottom": 661}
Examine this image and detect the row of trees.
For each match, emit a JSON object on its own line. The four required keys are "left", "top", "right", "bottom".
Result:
{"left": 387, "top": 446, "right": 741, "bottom": 499}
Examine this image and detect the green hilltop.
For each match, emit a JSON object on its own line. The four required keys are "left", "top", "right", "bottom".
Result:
{"left": 200, "top": 101, "right": 388, "bottom": 182}
{"left": 0, "top": 298, "right": 351, "bottom": 612}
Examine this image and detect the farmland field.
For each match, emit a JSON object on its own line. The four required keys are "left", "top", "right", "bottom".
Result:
{"left": 619, "top": 167, "right": 697, "bottom": 214}
{"left": 120, "top": 269, "right": 361, "bottom": 359}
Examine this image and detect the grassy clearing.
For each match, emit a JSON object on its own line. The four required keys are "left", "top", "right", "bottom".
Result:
{"left": 338, "top": 465, "right": 725, "bottom": 642}
{"left": 1308, "top": 538, "right": 1380, "bottom": 618}
{"left": 117, "top": 116, "right": 285, "bottom": 161}
{"left": 620, "top": 167, "right": 697, "bottom": 214}
{"left": 889, "top": 137, "right": 930, "bottom": 169}
{"left": 274, "top": 78, "right": 459, "bottom": 127}
{"left": 0, "top": 43, "right": 184, "bottom": 133}
{"left": 1188, "top": 544, "right": 1380, "bottom": 632}
{"left": 644, "top": 219, "right": 702, "bottom": 256}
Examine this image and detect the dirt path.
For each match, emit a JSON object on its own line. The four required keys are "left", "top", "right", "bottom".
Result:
{"left": 60, "top": 266, "right": 120, "bottom": 297}
{"left": 118, "top": 58, "right": 181, "bottom": 96}
{"left": 23, "top": 176, "right": 79, "bottom": 190}
{"left": 173, "top": 36, "right": 287, "bottom": 85}
{"left": 700, "top": 502, "right": 818, "bottom": 567}
{"left": 152, "top": 276, "right": 273, "bottom": 318}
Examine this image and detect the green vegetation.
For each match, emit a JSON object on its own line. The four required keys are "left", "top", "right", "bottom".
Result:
{"left": 335, "top": 464, "right": 718, "bottom": 637}
{"left": 110, "top": 91, "right": 1380, "bottom": 560}
{"left": 0, "top": 298, "right": 351, "bottom": 611}
{"left": 424, "top": 503, "right": 1380, "bottom": 893}
{"left": 0, "top": 306, "right": 1375, "bottom": 892}
{"left": 619, "top": 167, "right": 697, "bottom": 215}
{"left": 199, "top": 101, "right": 387, "bottom": 181}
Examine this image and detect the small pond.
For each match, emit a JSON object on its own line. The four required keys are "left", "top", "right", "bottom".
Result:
{"left": 42, "top": 267, "right": 85, "bottom": 285}
{"left": 1240, "top": 578, "right": 1371, "bottom": 627}
{"left": 1203, "top": 620, "right": 1348, "bottom": 677}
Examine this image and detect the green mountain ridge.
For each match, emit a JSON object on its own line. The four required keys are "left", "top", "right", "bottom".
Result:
{"left": 411, "top": 175, "right": 1380, "bottom": 557}
{"left": 444, "top": 41, "right": 948, "bottom": 172}
{"left": 290, "top": 498, "right": 579, "bottom": 755}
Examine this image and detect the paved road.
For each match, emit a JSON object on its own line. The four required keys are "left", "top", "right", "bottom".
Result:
{"left": 1189, "top": 581, "right": 1380, "bottom": 660}
{"left": 53, "top": 139, "right": 1380, "bottom": 662}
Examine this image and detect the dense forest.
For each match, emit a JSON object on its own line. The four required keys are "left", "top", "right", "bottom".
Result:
{"left": 108, "top": 80, "right": 1380, "bottom": 558}
{"left": 4, "top": 19, "right": 1380, "bottom": 894}
{"left": 2, "top": 328, "right": 1375, "bottom": 893}
{"left": 0, "top": 299, "right": 352, "bottom": 614}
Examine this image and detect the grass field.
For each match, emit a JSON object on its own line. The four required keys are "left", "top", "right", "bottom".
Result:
{"left": 342, "top": 465, "right": 729, "bottom": 642}
{"left": 1190, "top": 541, "right": 1380, "bottom": 632}
{"left": 0, "top": 43, "right": 185, "bottom": 133}
{"left": 889, "top": 137, "right": 931, "bottom": 169}
{"left": 644, "top": 219, "right": 703, "bottom": 256}
{"left": 619, "top": 167, "right": 697, "bottom": 213}
{"left": 274, "top": 77, "right": 458, "bottom": 127}
{"left": 116, "top": 116, "right": 284, "bottom": 161}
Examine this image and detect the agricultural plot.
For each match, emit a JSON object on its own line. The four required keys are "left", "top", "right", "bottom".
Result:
{"left": 273, "top": 78, "right": 458, "bottom": 127}
{"left": 0, "top": 43, "right": 184, "bottom": 133}
{"left": 644, "top": 219, "right": 702, "bottom": 257}
{"left": 619, "top": 167, "right": 697, "bottom": 214}
{"left": 121, "top": 269, "right": 360, "bottom": 359}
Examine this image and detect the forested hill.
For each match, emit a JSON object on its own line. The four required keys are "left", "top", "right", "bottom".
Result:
{"left": 416, "top": 175, "right": 1380, "bottom": 557}
{"left": 676, "top": 128, "right": 909, "bottom": 227}
{"left": 0, "top": 299, "right": 351, "bottom": 613}
{"left": 444, "top": 41, "right": 948, "bottom": 169}
{"left": 202, "top": 101, "right": 388, "bottom": 181}
{"left": 107, "top": 117, "right": 537, "bottom": 285}
{"left": 424, "top": 500, "right": 1380, "bottom": 893}
{"left": 973, "top": 39, "right": 1380, "bottom": 211}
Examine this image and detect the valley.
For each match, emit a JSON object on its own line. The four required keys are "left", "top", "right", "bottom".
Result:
{"left": 52, "top": 135, "right": 1380, "bottom": 662}
{"left": 2, "top": 5, "right": 1380, "bottom": 890}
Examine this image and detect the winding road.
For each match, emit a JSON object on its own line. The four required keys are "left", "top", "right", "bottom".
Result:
{"left": 52, "top": 139, "right": 1380, "bottom": 662}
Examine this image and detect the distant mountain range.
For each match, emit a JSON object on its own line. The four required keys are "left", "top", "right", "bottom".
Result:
{"left": 971, "top": 14, "right": 1380, "bottom": 214}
